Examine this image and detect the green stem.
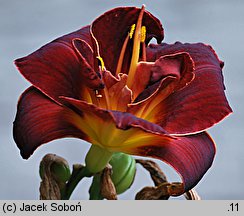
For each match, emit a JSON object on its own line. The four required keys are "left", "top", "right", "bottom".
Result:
{"left": 62, "top": 165, "right": 92, "bottom": 200}
{"left": 89, "top": 174, "right": 104, "bottom": 200}
{"left": 62, "top": 145, "right": 113, "bottom": 200}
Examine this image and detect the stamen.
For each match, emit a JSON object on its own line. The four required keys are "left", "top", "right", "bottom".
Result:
{"left": 87, "top": 88, "right": 100, "bottom": 107}
{"left": 96, "top": 56, "right": 105, "bottom": 71}
{"left": 116, "top": 23, "right": 137, "bottom": 75}
{"left": 94, "top": 89, "right": 103, "bottom": 108}
{"left": 141, "top": 43, "right": 146, "bottom": 61}
{"left": 126, "top": 5, "right": 145, "bottom": 88}
{"left": 140, "top": 26, "right": 146, "bottom": 43}
{"left": 95, "top": 80, "right": 111, "bottom": 110}
{"left": 129, "top": 24, "right": 136, "bottom": 39}
{"left": 89, "top": 28, "right": 110, "bottom": 109}
{"left": 95, "top": 90, "right": 102, "bottom": 98}
{"left": 116, "top": 33, "right": 129, "bottom": 75}
{"left": 141, "top": 26, "right": 147, "bottom": 61}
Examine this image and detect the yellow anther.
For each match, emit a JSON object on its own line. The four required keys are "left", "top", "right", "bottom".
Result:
{"left": 141, "top": 26, "right": 146, "bottom": 43}
{"left": 129, "top": 24, "right": 136, "bottom": 39}
{"left": 96, "top": 56, "right": 105, "bottom": 71}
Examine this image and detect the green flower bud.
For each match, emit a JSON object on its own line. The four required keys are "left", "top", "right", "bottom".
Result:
{"left": 109, "top": 153, "right": 136, "bottom": 194}
{"left": 39, "top": 154, "right": 71, "bottom": 183}
{"left": 51, "top": 162, "right": 71, "bottom": 183}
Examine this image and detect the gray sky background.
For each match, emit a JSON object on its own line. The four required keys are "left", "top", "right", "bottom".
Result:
{"left": 0, "top": 0, "right": 243, "bottom": 200}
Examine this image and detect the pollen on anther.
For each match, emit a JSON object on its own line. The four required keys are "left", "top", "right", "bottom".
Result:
{"left": 96, "top": 56, "right": 105, "bottom": 71}
{"left": 129, "top": 24, "right": 136, "bottom": 39}
{"left": 141, "top": 26, "right": 146, "bottom": 43}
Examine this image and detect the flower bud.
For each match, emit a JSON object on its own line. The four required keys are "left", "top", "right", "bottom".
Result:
{"left": 39, "top": 154, "right": 71, "bottom": 183}
{"left": 109, "top": 153, "right": 136, "bottom": 194}
{"left": 39, "top": 154, "right": 71, "bottom": 200}
{"left": 50, "top": 162, "right": 71, "bottom": 183}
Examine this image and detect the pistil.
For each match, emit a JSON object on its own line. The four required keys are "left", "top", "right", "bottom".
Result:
{"left": 126, "top": 5, "right": 145, "bottom": 88}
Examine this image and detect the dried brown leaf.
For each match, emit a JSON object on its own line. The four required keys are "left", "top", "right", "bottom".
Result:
{"left": 39, "top": 154, "right": 69, "bottom": 200}
{"left": 100, "top": 166, "right": 117, "bottom": 200}
{"left": 136, "top": 159, "right": 168, "bottom": 186}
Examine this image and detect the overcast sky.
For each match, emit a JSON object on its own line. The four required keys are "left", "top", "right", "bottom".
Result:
{"left": 0, "top": 0, "right": 243, "bottom": 199}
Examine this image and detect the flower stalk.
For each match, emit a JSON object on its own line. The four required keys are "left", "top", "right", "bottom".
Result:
{"left": 85, "top": 145, "right": 113, "bottom": 174}
{"left": 62, "top": 164, "right": 92, "bottom": 200}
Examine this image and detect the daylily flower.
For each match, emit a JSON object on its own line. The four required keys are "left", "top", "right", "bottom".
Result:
{"left": 13, "top": 6, "right": 232, "bottom": 194}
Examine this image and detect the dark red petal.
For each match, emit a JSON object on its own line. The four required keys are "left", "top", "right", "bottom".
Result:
{"left": 128, "top": 53, "right": 194, "bottom": 124}
{"left": 125, "top": 132, "right": 216, "bottom": 192}
{"left": 14, "top": 26, "right": 104, "bottom": 104}
{"left": 130, "top": 62, "right": 153, "bottom": 100}
{"left": 149, "top": 52, "right": 195, "bottom": 87}
{"left": 55, "top": 25, "right": 93, "bottom": 47}
{"left": 133, "top": 52, "right": 195, "bottom": 103}
{"left": 60, "top": 96, "right": 170, "bottom": 136}
{"left": 145, "top": 42, "right": 232, "bottom": 134}
{"left": 13, "top": 87, "right": 90, "bottom": 159}
{"left": 91, "top": 7, "right": 164, "bottom": 74}
{"left": 72, "top": 38, "right": 95, "bottom": 69}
